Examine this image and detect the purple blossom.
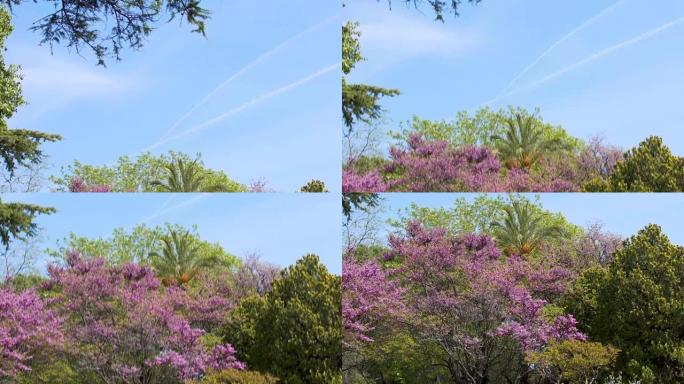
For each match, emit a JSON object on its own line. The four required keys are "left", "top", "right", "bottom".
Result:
{"left": 45, "top": 251, "right": 245, "bottom": 381}
{"left": 342, "top": 167, "right": 387, "bottom": 192}
{"left": 0, "top": 288, "right": 63, "bottom": 378}
{"left": 342, "top": 257, "right": 405, "bottom": 347}
{"left": 68, "top": 177, "right": 112, "bottom": 193}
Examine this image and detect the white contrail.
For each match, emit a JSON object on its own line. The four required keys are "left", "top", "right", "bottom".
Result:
{"left": 494, "top": 0, "right": 626, "bottom": 98}
{"left": 140, "top": 194, "right": 209, "bottom": 224}
{"left": 483, "top": 15, "right": 684, "bottom": 105}
{"left": 146, "top": 62, "right": 341, "bottom": 150}
{"left": 154, "top": 14, "right": 340, "bottom": 144}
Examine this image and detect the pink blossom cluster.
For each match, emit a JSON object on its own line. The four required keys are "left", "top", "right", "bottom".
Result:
{"left": 342, "top": 134, "right": 580, "bottom": 192}
{"left": 342, "top": 167, "right": 387, "bottom": 193}
{"left": 42, "top": 251, "right": 245, "bottom": 381}
{"left": 385, "top": 221, "right": 585, "bottom": 355}
{"left": 342, "top": 256, "right": 405, "bottom": 347}
{"left": 68, "top": 176, "right": 112, "bottom": 192}
{"left": 0, "top": 288, "right": 63, "bottom": 378}
{"left": 385, "top": 134, "right": 501, "bottom": 191}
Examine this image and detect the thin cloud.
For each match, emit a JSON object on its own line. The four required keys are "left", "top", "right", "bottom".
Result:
{"left": 360, "top": 14, "right": 479, "bottom": 60}
{"left": 145, "top": 62, "right": 340, "bottom": 151}
{"left": 156, "top": 14, "right": 340, "bottom": 143}
{"left": 483, "top": 15, "right": 684, "bottom": 105}
{"left": 15, "top": 46, "right": 138, "bottom": 100}
{"left": 140, "top": 194, "right": 209, "bottom": 224}
{"left": 494, "top": 0, "right": 626, "bottom": 98}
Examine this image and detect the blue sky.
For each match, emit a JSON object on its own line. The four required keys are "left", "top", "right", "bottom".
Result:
{"left": 1, "top": 193, "right": 342, "bottom": 275}
{"left": 379, "top": 193, "right": 684, "bottom": 246}
{"left": 344, "top": 0, "right": 684, "bottom": 154}
{"left": 6, "top": 0, "right": 341, "bottom": 192}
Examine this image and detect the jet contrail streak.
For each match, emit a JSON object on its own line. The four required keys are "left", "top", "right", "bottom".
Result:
{"left": 146, "top": 62, "right": 341, "bottom": 151}
{"left": 494, "top": 0, "right": 626, "bottom": 98}
{"left": 140, "top": 194, "right": 209, "bottom": 224}
{"left": 483, "top": 15, "right": 684, "bottom": 106}
{"left": 155, "top": 14, "right": 340, "bottom": 144}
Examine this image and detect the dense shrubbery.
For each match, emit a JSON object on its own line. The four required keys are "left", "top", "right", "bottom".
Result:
{"left": 343, "top": 195, "right": 681, "bottom": 383}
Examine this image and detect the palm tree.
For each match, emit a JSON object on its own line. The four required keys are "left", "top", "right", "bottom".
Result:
{"left": 491, "top": 113, "right": 559, "bottom": 170}
{"left": 491, "top": 200, "right": 564, "bottom": 256}
{"left": 151, "top": 157, "right": 227, "bottom": 192}
{"left": 150, "top": 228, "right": 223, "bottom": 286}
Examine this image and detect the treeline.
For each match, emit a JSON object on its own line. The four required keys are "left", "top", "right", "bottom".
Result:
{"left": 343, "top": 195, "right": 684, "bottom": 383}
{"left": 0, "top": 201, "right": 342, "bottom": 383}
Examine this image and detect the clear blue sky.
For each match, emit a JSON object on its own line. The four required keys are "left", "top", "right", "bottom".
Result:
{"left": 6, "top": 0, "right": 341, "bottom": 192}
{"left": 1, "top": 193, "right": 342, "bottom": 275}
{"left": 379, "top": 193, "right": 684, "bottom": 246}
{"left": 345, "top": 0, "right": 684, "bottom": 154}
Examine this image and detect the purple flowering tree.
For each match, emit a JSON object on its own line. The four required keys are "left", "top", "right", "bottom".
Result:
{"left": 342, "top": 257, "right": 405, "bottom": 348}
{"left": 385, "top": 222, "right": 585, "bottom": 383}
{"left": 0, "top": 288, "right": 64, "bottom": 379}
{"left": 46, "top": 251, "right": 245, "bottom": 383}
{"left": 68, "top": 177, "right": 112, "bottom": 193}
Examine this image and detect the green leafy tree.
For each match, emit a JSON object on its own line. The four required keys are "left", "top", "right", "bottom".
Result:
{"left": 3, "top": 0, "right": 210, "bottom": 65}
{"left": 342, "top": 193, "right": 381, "bottom": 222}
{"left": 491, "top": 199, "right": 565, "bottom": 256}
{"left": 151, "top": 155, "right": 242, "bottom": 192}
{"left": 527, "top": 340, "right": 619, "bottom": 384}
{"left": 47, "top": 223, "right": 239, "bottom": 270}
{"left": 0, "top": 199, "right": 54, "bottom": 249}
{"left": 51, "top": 151, "right": 247, "bottom": 192}
{"left": 492, "top": 112, "right": 565, "bottom": 170}
{"left": 1, "top": 7, "right": 61, "bottom": 186}
{"left": 191, "top": 369, "right": 278, "bottom": 384}
{"left": 609, "top": 136, "right": 684, "bottom": 192}
{"left": 391, "top": 194, "right": 580, "bottom": 241}
{"left": 224, "top": 254, "right": 341, "bottom": 384}
{"left": 390, "top": 107, "right": 582, "bottom": 152}
{"left": 149, "top": 227, "right": 232, "bottom": 286}
{"left": 300, "top": 179, "right": 328, "bottom": 192}
{"left": 578, "top": 225, "right": 684, "bottom": 382}
{"left": 342, "top": 22, "right": 399, "bottom": 134}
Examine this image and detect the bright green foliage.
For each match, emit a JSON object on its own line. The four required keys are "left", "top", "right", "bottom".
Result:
{"left": 50, "top": 151, "right": 247, "bottom": 192}
{"left": 609, "top": 136, "right": 684, "bottom": 192}
{"left": 0, "top": 200, "right": 55, "bottom": 248}
{"left": 150, "top": 227, "right": 232, "bottom": 286}
{"left": 581, "top": 225, "right": 684, "bottom": 382}
{"left": 151, "top": 155, "right": 244, "bottom": 192}
{"left": 342, "top": 22, "right": 399, "bottom": 133}
{"left": 191, "top": 369, "right": 278, "bottom": 384}
{"left": 527, "top": 340, "right": 619, "bottom": 384}
{"left": 300, "top": 179, "right": 328, "bottom": 192}
{"left": 492, "top": 112, "right": 567, "bottom": 170}
{"left": 390, "top": 107, "right": 582, "bottom": 152}
{"left": 223, "top": 254, "right": 341, "bottom": 384}
{"left": 342, "top": 21, "right": 363, "bottom": 75}
{"left": 46, "top": 223, "right": 239, "bottom": 269}
{"left": 491, "top": 199, "right": 565, "bottom": 256}
{"left": 0, "top": 7, "right": 61, "bottom": 177}
{"left": 391, "top": 194, "right": 581, "bottom": 240}
{"left": 345, "top": 331, "right": 446, "bottom": 383}
{"left": 16, "top": 360, "right": 96, "bottom": 384}
{"left": 3, "top": 0, "right": 210, "bottom": 66}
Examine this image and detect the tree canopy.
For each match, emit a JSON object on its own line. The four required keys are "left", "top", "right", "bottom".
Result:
{"left": 1, "top": 7, "right": 61, "bottom": 184}
{"left": 3, "top": 0, "right": 210, "bottom": 65}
